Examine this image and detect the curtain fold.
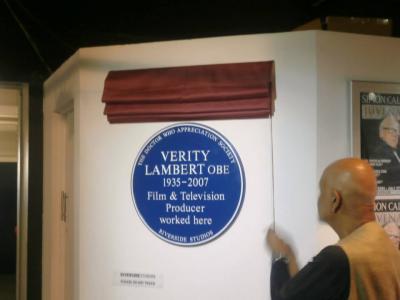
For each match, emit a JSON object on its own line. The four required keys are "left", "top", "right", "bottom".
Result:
{"left": 102, "top": 61, "right": 276, "bottom": 123}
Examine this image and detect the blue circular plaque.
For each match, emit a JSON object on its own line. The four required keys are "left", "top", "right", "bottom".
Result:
{"left": 132, "top": 123, "right": 245, "bottom": 246}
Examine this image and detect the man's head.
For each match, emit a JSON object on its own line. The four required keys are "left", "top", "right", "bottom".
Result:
{"left": 318, "top": 158, "right": 376, "bottom": 236}
{"left": 379, "top": 114, "right": 399, "bottom": 149}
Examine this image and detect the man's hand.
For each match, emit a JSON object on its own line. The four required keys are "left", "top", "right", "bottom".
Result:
{"left": 266, "top": 228, "right": 299, "bottom": 277}
{"left": 267, "top": 228, "right": 294, "bottom": 257}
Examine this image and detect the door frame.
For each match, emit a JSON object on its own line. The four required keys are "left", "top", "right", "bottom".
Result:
{"left": 0, "top": 81, "right": 29, "bottom": 300}
{"left": 42, "top": 94, "right": 74, "bottom": 300}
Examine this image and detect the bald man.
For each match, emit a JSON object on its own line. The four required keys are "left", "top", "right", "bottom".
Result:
{"left": 267, "top": 158, "right": 400, "bottom": 300}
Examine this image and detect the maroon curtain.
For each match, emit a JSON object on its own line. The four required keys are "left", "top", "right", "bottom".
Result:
{"left": 102, "top": 61, "right": 276, "bottom": 123}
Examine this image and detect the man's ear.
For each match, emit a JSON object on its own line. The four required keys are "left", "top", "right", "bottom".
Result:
{"left": 331, "top": 190, "right": 342, "bottom": 214}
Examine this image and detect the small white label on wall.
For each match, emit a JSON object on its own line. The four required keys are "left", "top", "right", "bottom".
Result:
{"left": 113, "top": 272, "right": 163, "bottom": 288}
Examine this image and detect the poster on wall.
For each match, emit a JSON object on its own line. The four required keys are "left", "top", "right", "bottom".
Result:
{"left": 352, "top": 81, "right": 400, "bottom": 249}
{"left": 131, "top": 123, "right": 245, "bottom": 246}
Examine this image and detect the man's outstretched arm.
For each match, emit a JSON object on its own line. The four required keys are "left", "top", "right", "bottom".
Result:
{"left": 267, "top": 229, "right": 350, "bottom": 300}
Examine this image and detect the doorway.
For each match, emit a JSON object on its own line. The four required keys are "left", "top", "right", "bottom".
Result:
{"left": 0, "top": 83, "right": 29, "bottom": 300}
{"left": 0, "top": 164, "right": 17, "bottom": 299}
{"left": 0, "top": 150, "right": 17, "bottom": 300}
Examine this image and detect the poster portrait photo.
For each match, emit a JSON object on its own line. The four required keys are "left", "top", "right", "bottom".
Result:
{"left": 358, "top": 92, "right": 400, "bottom": 194}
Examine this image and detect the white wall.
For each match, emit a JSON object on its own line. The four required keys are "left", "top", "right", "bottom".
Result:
{"left": 74, "top": 32, "right": 301, "bottom": 300}
{"left": 75, "top": 30, "right": 319, "bottom": 269}
{"left": 315, "top": 31, "right": 400, "bottom": 249}
{"left": 78, "top": 117, "right": 272, "bottom": 300}
{"left": 46, "top": 32, "right": 319, "bottom": 300}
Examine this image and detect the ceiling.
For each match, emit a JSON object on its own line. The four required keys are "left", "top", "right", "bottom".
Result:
{"left": 1, "top": 0, "right": 399, "bottom": 83}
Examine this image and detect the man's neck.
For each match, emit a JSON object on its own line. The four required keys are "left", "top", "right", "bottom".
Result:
{"left": 333, "top": 216, "right": 375, "bottom": 239}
